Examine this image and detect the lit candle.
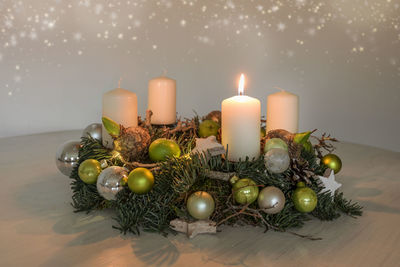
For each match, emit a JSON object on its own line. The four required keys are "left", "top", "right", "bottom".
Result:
{"left": 148, "top": 75, "right": 176, "bottom": 125}
{"left": 102, "top": 81, "right": 138, "bottom": 148}
{"left": 221, "top": 74, "right": 261, "bottom": 161}
{"left": 266, "top": 88, "right": 299, "bottom": 133}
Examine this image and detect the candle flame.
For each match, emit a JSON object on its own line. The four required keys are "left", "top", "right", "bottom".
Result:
{"left": 238, "top": 74, "right": 245, "bottom": 95}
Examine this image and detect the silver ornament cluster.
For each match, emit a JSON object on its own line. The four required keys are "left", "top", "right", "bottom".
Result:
{"left": 257, "top": 186, "right": 286, "bottom": 214}
{"left": 55, "top": 140, "right": 80, "bottom": 176}
{"left": 82, "top": 123, "right": 102, "bottom": 141}
{"left": 96, "top": 166, "right": 128, "bottom": 200}
{"left": 264, "top": 148, "right": 290, "bottom": 174}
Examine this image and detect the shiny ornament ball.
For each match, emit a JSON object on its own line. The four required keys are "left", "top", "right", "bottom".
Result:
{"left": 148, "top": 138, "right": 181, "bottom": 162}
{"left": 257, "top": 186, "right": 286, "bottom": 214}
{"left": 264, "top": 138, "right": 288, "bottom": 153}
{"left": 82, "top": 123, "right": 102, "bottom": 141}
{"left": 321, "top": 154, "right": 342, "bottom": 174}
{"left": 199, "top": 120, "right": 220, "bottom": 138}
{"left": 187, "top": 191, "right": 215, "bottom": 220}
{"left": 264, "top": 148, "right": 290, "bottom": 174}
{"left": 78, "top": 159, "right": 102, "bottom": 184}
{"left": 55, "top": 140, "right": 81, "bottom": 176}
{"left": 292, "top": 182, "right": 318, "bottom": 213}
{"left": 96, "top": 166, "right": 128, "bottom": 200}
{"left": 232, "top": 178, "right": 259, "bottom": 205}
{"left": 128, "top": 167, "right": 154, "bottom": 194}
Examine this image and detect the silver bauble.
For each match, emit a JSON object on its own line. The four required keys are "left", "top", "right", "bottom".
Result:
{"left": 96, "top": 166, "right": 128, "bottom": 200}
{"left": 257, "top": 186, "right": 285, "bottom": 214}
{"left": 55, "top": 140, "right": 81, "bottom": 176}
{"left": 82, "top": 123, "right": 102, "bottom": 141}
{"left": 264, "top": 148, "right": 290, "bottom": 174}
{"left": 187, "top": 191, "right": 215, "bottom": 220}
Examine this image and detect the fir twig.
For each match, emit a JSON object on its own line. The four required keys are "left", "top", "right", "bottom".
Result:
{"left": 70, "top": 136, "right": 113, "bottom": 212}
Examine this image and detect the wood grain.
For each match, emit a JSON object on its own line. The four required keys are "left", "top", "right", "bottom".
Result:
{"left": 0, "top": 130, "right": 399, "bottom": 267}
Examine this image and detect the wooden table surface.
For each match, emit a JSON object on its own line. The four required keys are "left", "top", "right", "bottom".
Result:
{"left": 0, "top": 130, "right": 399, "bottom": 267}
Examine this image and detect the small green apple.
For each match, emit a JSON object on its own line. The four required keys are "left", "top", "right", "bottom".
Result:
{"left": 199, "top": 120, "right": 220, "bottom": 138}
{"left": 264, "top": 138, "right": 288, "bottom": 153}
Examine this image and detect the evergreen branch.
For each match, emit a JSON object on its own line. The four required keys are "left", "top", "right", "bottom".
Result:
{"left": 70, "top": 136, "right": 112, "bottom": 212}
{"left": 69, "top": 126, "right": 363, "bottom": 238}
{"left": 334, "top": 192, "right": 363, "bottom": 217}
{"left": 312, "top": 191, "right": 341, "bottom": 220}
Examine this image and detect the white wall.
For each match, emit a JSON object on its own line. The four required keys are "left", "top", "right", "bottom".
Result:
{"left": 1, "top": 0, "right": 399, "bottom": 151}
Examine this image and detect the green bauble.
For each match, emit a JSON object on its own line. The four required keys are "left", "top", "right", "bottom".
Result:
{"left": 128, "top": 168, "right": 154, "bottom": 194}
{"left": 78, "top": 159, "right": 102, "bottom": 184}
{"left": 264, "top": 138, "right": 288, "bottom": 153}
{"left": 321, "top": 153, "right": 342, "bottom": 174}
{"left": 232, "top": 178, "right": 259, "bottom": 205}
{"left": 148, "top": 138, "right": 181, "bottom": 162}
{"left": 292, "top": 182, "right": 317, "bottom": 213}
{"left": 198, "top": 120, "right": 220, "bottom": 138}
{"left": 187, "top": 191, "right": 215, "bottom": 220}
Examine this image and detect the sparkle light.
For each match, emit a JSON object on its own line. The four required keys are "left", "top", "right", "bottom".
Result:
{"left": 277, "top": 22, "right": 286, "bottom": 31}
{"left": 0, "top": 0, "right": 398, "bottom": 88}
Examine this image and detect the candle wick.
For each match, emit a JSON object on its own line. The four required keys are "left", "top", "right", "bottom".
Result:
{"left": 162, "top": 69, "right": 167, "bottom": 77}
{"left": 274, "top": 86, "right": 285, "bottom": 92}
{"left": 118, "top": 77, "right": 123, "bottom": 88}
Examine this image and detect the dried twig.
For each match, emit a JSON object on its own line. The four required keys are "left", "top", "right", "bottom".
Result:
{"left": 120, "top": 157, "right": 161, "bottom": 171}
{"left": 218, "top": 195, "right": 321, "bottom": 240}
{"left": 205, "top": 170, "right": 236, "bottom": 181}
{"left": 217, "top": 203, "right": 251, "bottom": 226}
{"left": 145, "top": 109, "right": 153, "bottom": 129}
{"left": 312, "top": 132, "right": 338, "bottom": 158}
{"left": 160, "top": 118, "right": 197, "bottom": 139}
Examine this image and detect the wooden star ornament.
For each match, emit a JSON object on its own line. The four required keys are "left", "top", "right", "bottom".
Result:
{"left": 191, "top": 136, "right": 225, "bottom": 157}
{"left": 318, "top": 169, "right": 342, "bottom": 198}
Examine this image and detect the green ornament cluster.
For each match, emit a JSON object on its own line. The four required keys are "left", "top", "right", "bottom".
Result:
{"left": 77, "top": 137, "right": 183, "bottom": 196}
{"left": 58, "top": 110, "right": 362, "bottom": 238}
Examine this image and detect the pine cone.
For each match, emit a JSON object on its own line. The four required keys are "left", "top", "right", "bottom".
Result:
{"left": 204, "top": 110, "right": 221, "bottom": 124}
{"left": 291, "top": 158, "right": 315, "bottom": 184}
{"left": 114, "top": 126, "right": 151, "bottom": 162}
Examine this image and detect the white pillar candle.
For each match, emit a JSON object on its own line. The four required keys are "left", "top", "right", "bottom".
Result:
{"left": 221, "top": 74, "right": 261, "bottom": 161}
{"left": 148, "top": 75, "right": 176, "bottom": 125}
{"left": 266, "top": 89, "right": 299, "bottom": 133}
{"left": 102, "top": 86, "right": 138, "bottom": 148}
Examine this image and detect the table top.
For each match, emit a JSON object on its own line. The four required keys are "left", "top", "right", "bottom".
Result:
{"left": 0, "top": 130, "right": 399, "bottom": 267}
